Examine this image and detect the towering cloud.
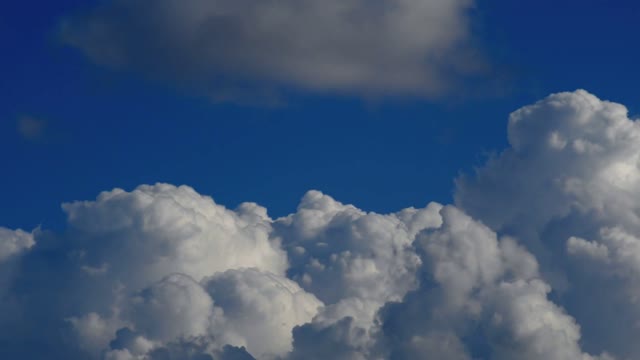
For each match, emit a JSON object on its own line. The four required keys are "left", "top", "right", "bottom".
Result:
{"left": 456, "top": 89, "right": 640, "bottom": 358}
{"left": 60, "top": 0, "right": 482, "bottom": 98}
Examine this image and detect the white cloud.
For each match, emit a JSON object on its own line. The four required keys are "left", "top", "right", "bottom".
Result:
{"left": 456, "top": 90, "right": 640, "bottom": 235}
{"left": 0, "top": 227, "right": 34, "bottom": 262}
{"left": 273, "top": 190, "right": 442, "bottom": 335}
{"left": 0, "top": 181, "right": 609, "bottom": 359}
{"left": 0, "top": 184, "right": 303, "bottom": 359}
{"left": 127, "top": 274, "right": 214, "bottom": 342}
{"left": 378, "top": 205, "right": 603, "bottom": 360}
{"left": 456, "top": 89, "right": 639, "bottom": 358}
{"left": 67, "top": 312, "right": 125, "bottom": 353}
{"left": 59, "top": 0, "right": 483, "bottom": 98}
{"left": 289, "top": 317, "right": 375, "bottom": 360}
{"left": 567, "top": 236, "right": 610, "bottom": 263}
{"left": 202, "top": 268, "right": 323, "bottom": 358}
{"left": 61, "top": 184, "right": 288, "bottom": 287}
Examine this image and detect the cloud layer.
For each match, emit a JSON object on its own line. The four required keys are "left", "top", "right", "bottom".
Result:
{"left": 1, "top": 90, "right": 638, "bottom": 359}
{"left": 60, "top": 0, "right": 481, "bottom": 98}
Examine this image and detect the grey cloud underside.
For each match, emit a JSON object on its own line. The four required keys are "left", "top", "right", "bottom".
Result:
{"left": 60, "top": 0, "right": 482, "bottom": 98}
{"left": 2, "top": 90, "right": 639, "bottom": 359}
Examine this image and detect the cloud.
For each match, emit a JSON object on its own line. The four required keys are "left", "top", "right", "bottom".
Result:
{"left": 377, "top": 206, "right": 605, "bottom": 360}
{"left": 0, "top": 184, "right": 297, "bottom": 358}
{"left": 4, "top": 90, "right": 640, "bottom": 358}
{"left": 0, "top": 227, "right": 34, "bottom": 263}
{"left": 59, "top": 0, "right": 484, "bottom": 99}
{"left": 456, "top": 89, "right": 639, "bottom": 358}
{"left": 1, "top": 182, "right": 605, "bottom": 359}
{"left": 273, "top": 191, "right": 441, "bottom": 322}
{"left": 61, "top": 184, "right": 288, "bottom": 284}
{"left": 202, "top": 268, "right": 322, "bottom": 357}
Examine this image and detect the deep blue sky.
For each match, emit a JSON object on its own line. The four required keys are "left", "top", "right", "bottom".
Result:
{"left": 2, "top": 0, "right": 639, "bottom": 230}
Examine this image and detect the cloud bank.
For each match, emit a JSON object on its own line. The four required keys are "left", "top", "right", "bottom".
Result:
{"left": 60, "top": 0, "right": 482, "bottom": 98}
{"left": 1, "top": 90, "right": 638, "bottom": 359}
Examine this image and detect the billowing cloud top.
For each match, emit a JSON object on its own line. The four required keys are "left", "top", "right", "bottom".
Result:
{"left": 456, "top": 89, "right": 640, "bottom": 358}
{"left": 2, "top": 90, "right": 638, "bottom": 359}
{"left": 60, "top": 0, "right": 481, "bottom": 98}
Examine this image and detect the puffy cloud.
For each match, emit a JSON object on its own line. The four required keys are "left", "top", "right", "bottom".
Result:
{"left": 104, "top": 333, "right": 255, "bottom": 360}
{"left": 275, "top": 191, "right": 440, "bottom": 306}
{"left": 202, "top": 268, "right": 322, "bottom": 358}
{"left": 0, "top": 184, "right": 308, "bottom": 359}
{"left": 0, "top": 227, "right": 36, "bottom": 323}
{"left": 74, "top": 269, "right": 319, "bottom": 359}
{"left": 0, "top": 182, "right": 607, "bottom": 359}
{"left": 456, "top": 90, "right": 640, "bottom": 235}
{"left": 59, "top": 0, "right": 483, "bottom": 98}
{"left": 61, "top": 183, "right": 288, "bottom": 287}
{"left": 127, "top": 274, "right": 214, "bottom": 342}
{"left": 456, "top": 89, "right": 639, "bottom": 358}
{"left": 0, "top": 185, "right": 447, "bottom": 359}
{"left": 484, "top": 279, "right": 587, "bottom": 360}
{"left": 289, "top": 317, "right": 374, "bottom": 360}
{"left": 68, "top": 312, "right": 125, "bottom": 354}
{"left": 0, "top": 227, "right": 34, "bottom": 262}
{"left": 272, "top": 190, "right": 444, "bottom": 349}
{"left": 379, "top": 205, "right": 606, "bottom": 360}
{"left": 285, "top": 204, "right": 601, "bottom": 359}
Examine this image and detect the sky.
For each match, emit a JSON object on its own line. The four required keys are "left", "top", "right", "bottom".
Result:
{"left": 2, "top": 1, "right": 640, "bottom": 359}
{"left": 3, "top": 0, "right": 639, "bottom": 230}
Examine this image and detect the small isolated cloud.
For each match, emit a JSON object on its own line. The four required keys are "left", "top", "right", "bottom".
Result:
{"left": 59, "top": 0, "right": 485, "bottom": 99}
{"left": 17, "top": 116, "right": 47, "bottom": 141}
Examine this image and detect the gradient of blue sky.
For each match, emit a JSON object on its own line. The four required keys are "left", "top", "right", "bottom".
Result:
{"left": 2, "top": 0, "right": 639, "bottom": 231}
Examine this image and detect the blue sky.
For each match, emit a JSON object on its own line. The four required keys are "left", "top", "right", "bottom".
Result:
{"left": 2, "top": 0, "right": 639, "bottom": 230}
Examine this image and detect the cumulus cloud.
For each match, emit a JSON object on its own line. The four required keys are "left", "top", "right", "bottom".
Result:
{"left": 5, "top": 90, "right": 640, "bottom": 358}
{"left": 128, "top": 274, "right": 215, "bottom": 342}
{"left": 0, "top": 227, "right": 34, "bottom": 262}
{"left": 59, "top": 0, "right": 483, "bottom": 98}
{"left": 0, "top": 182, "right": 611, "bottom": 359}
{"left": 0, "top": 184, "right": 301, "bottom": 359}
{"left": 273, "top": 191, "right": 442, "bottom": 324}
{"left": 378, "top": 206, "right": 604, "bottom": 360}
{"left": 456, "top": 89, "right": 640, "bottom": 358}
{"left": 202, "top": 268, "right": 322, "bottom": 357}
{"left": 61, "top": 184, "right": 288, "bottom": 285}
